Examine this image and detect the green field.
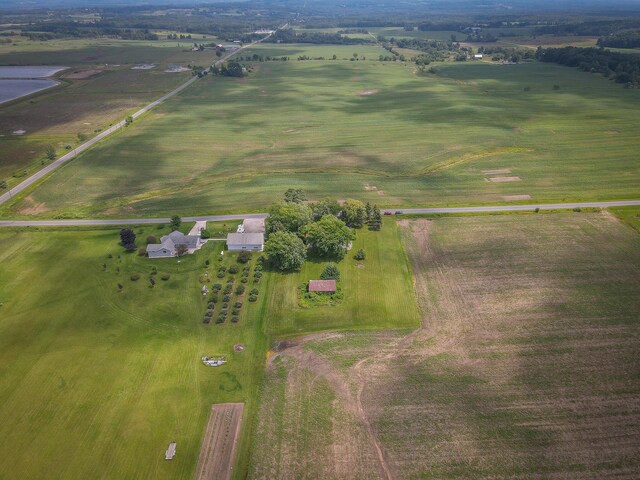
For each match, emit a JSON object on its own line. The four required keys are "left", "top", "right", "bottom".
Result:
{"left": 0, "top": 226, "right": 269, "bottom": 480}
{"left": 0, "top": 38, "right": 219, "bottom": 187}
{"left": 262, "top": 220, "right": 421, "bottom": 337}
{"left": 3, "top": 43, "right": 639, "bottom": 218}
{"left": 249, "top": 213, "right": 640, "bottom": 478}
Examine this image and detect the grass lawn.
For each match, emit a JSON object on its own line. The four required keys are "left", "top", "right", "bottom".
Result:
{"left": 262, "top": 220, "right": 421, "bottom": 337}
{"left": 3, "top": 44, "right": 639, "bottom": 218}
{"left": 0, "top": 226, "right": 269, "bottom": 480}
{"left": 248, "top": 212, "right": 640, "bottom": 479}
{"left": 0, "top": 38, "right": 219, "bottom": 187}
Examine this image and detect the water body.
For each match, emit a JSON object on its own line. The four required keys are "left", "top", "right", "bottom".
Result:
{"left": 0, "top": 66, "right": 67, "bottom": 104}
{"left": 0, "top": 66, "right": 68, "bottom": 78}
{"left": 0, "top": 79, "right": 59, "bottom": 104}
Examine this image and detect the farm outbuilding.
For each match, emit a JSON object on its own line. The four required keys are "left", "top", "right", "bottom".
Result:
{"left": 226, "top": 232, "right": 264, "bottom": 251}
{"left": 308, "top": 280, "right": 337, "bottom": 293}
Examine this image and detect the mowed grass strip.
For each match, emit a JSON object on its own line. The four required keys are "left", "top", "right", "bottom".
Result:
{"left": 4, "top": 45, "right": 640, "bottom": 218}
{"left": 0, "top": 227, "right": 268, "bottom": 480}
{"left": 263, "top": 221, "right": 421, "bottom": 336}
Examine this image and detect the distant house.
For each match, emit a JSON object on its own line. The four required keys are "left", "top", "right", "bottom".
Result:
{"left": 308, "top": 280, "right": 337, "bottom": 294}
{"left": 227, "top": 232, "right": 264, "bottom": 251}
{"left": 474, "top": 54, "right": 483, "bottom": 59}
{"left": 147, "top": 231, "right": 202, "bottom": 259}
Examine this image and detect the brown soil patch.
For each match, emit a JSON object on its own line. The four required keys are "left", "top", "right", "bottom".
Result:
{"left": 357, "top": 263, "right": 365, "bottom": 269}
{"left": 17, "top": 195, "right": 49, "bottom": 215}
{"left": 482, "top": 169, "right": 512, "bottom": 175}
{"left": 364, "top": 184, "right": 377, "bottom": 191}
{"left": 195, "top": 403, "right": 244, "bottom": 480}
{"left": 358, "top": 90, "right": 378, "bottom": 96}
{"left": 63, "top": 69, "right": 101, "bottom": 79}
{"left": 377, "top": 190, "right": 385, "bottom": 195}
{"left": 488, "top": 176, "right": 521, "bottom": 182}
{"left": 234, "top": 344, "right": 245, "bottom": 352}
{"left": 606, "top": 129, "right": 621, "bottom": 135}
{"left": 503, "top": 194, "right": 531, "bottom": 201}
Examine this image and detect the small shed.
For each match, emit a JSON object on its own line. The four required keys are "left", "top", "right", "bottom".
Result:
{"left": 308, "top": 280, "right": 337, "bottom": 294}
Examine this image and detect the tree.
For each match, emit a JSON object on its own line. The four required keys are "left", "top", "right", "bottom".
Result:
{"left": 354, "top": 248, "right": 366, "bottom": 260}
{"left": 283, "top": 188, "right": 306, "bottom": 204}
{"left": 119, "top": 229, "right": 137, "bottom": 251}
{"left": 77, "top": 132, "right": 87, "bottom": 142}
{"left": 367, "top": 205, "right": 382, "bottom": 231}
{"left": 45, "top": 145, "right": 56, "bottom": 161}
{"left": 302, "top": 215, "right": 354, "bottom": 259}
{"left": 176, "top": 244, "right": 189, "bottom": 256}
{"left": 320, "top": 263, "right": 340, "bottom": 281}
{"left": 0, "top": 179, "right": 7, "bottom": 190}
{"left": 170, "top": 215, "right": 182, "bottom": 231}
{"left": 311, "top": 199, "right": 341, "bottom": 220}
{"left": 341, "top": 199, "right": 367, "bottom": 228}
{"left": 237, "top": 250, "right": 252, "bottom": 263}
{"left": 146, "top": 235, "right": 157, "bottom": 244}
{"left": 200, "top": 229, "right": 211, "bottom": 239}
{"left": 266, "top": 202, "right": 313, "bottom": 235}
{"left": 264, "top": 231, "right": 306, "bottom": 271}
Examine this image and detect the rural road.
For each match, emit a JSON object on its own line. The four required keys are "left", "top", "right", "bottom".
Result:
{"left": 0, "top": 27, "right": 282, "bottom": 207}
{"left": 0, "top": 200, "right": 638, "bottom": 227}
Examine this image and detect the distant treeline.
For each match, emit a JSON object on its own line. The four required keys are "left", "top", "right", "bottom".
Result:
{"left": 597, "top": 31, "right": 640, "bottom": 49}
{"left": 535, "top": 19, "right": 640, "bottom": 37}
{"left": 265, "top": 28, "right": 370, "bottom": 45}
{"left": 536, "top": 46, "right": 640, "bottom": 87}
{"left": 21, "top": 23, "right": 159, "bottom": 40}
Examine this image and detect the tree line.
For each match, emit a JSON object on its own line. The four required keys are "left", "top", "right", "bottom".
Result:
{"left": 536, "top": 46, "right": 640, "bottom": 87}
{"left": 597, "top": 31, "right": 640, "bottom": 49}
{"left": 265, "top": 28, "right": 371, "bottom": 45}
{"left": 263, "top": 189, "right": 383, "bottom": 271}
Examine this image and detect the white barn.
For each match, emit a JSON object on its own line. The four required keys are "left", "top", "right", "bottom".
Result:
{"left": 227, "top": 232, "right": 264, "bottom": 251}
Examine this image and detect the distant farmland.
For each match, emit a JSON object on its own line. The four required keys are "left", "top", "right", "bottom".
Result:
{"left": 249, "top": 213, "right": 640, "bottom": 479}
{"left": 2, "top": 43, "right": 640, "bottom": 218}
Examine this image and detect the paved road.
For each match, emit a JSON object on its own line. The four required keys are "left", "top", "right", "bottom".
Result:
{"left": 0, "top": 28, "right": 281, "bottom": 207}
{"left": 1, "top": 201, "right": 638, "bottom": 228}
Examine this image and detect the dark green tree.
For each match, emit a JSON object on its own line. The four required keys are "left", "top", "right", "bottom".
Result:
{"left": 119, "top": 229, "right": 137, "bottom": 251}
{"left": 368, "top": 205, "right": 382, "bottom": 231}
{"left": 170, "top": 215, "right": 182, "bottom": 231}
{"left": 264, "top": 231, "right": 307, "bottom": 271}
{"left": 283, "top": 188, "right": 306, "bottom": 204}
{"left": 320, "top": 263, "right": 340, "bottom": 281}
{"left": 302, "top": 215, "right": 354, "bottom": 259}
{"left": 341, "top": 199, "right": 367, "bottom": 228}
{"left": 266, "top": 202, "right": 313, "bottom": 235}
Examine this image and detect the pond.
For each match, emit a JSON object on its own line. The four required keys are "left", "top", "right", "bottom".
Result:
{"left": 0, "top": 66, "right": 68, "bottom": 78}
{"left": 0, "top": 66, "right": 67, "bottom": 104}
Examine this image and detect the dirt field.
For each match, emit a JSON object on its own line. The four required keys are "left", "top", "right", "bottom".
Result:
{"left": 249, "top": 213, "right": 640, "bottom": 479}
{"left": 196, "top": 403, "right": 244, "bottom": 480}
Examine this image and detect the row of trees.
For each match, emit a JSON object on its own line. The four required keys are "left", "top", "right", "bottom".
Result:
{"left": 597, "top": 31, "right": 640, "bottom": 49}
{"left": 536, "top": 46, "right": 640, "bottom": 88}
{"left": 211, "top": 61, "right": 246, "bottom": 77}
{"left": 265, "top": 28, "right": 370, "bottom": 45}
{"left": 263, "top": 190, "right": 383, "bottom": 271}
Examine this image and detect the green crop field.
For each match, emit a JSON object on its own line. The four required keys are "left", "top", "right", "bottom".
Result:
{"left": 0, "top": 38, "right": 219, "bottom": 188}
{"left": 262, "top": 220, "right": 421, "bottom": 337}
{"left": 3, "top": 43, "right": 639, "bottom": 218}
{"left": 249, "top": 212, "right": 640, "bottom": 479}
{"left": 0, "top": 226, "right": 269, "bottom": 480}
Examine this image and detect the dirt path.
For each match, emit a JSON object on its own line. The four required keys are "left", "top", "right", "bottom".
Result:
{"left": 275, "top": 339, "right": 396, "bottom": 480}
{"left": 195, "top": 403, "right": 244, "bottom": 480}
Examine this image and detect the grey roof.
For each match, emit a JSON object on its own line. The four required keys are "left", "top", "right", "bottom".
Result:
{"left": 242, "top": 218, "right": 266, "bottom": 233}
{"left": 147, "top": 243, "right": 172, "bottom": 253}
{"left": 161, "top": 231, "right": 198, "bottom": 248}
{"left": 227, "top": 232, "right": 264, "bottom": 245}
